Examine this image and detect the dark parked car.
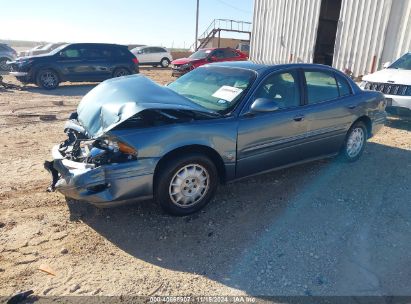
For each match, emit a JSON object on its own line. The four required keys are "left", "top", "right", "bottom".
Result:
{"left": 45, "top": 62, "right": 387, "bottom": 215}
{"left": 0, "top": 43, "right": 17, "bottom": 71}
{"left": 171, "top": 47, "right": 248, "bottom": 77}
{"left": 8, "top": 43, "right": 139, "bottom": 89}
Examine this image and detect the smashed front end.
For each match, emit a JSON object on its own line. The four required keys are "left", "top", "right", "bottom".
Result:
{"left": 44, "top": 75, "right": 216, "bottom": 206}
{"left": 44, "top": 113, "right": 155, "bottom": 206}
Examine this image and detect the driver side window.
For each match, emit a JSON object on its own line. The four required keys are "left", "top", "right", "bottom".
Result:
{"left": 255, "top": 70, "right": 301, "bottom": 109}
{"left": 61, "top": 48, "right": 81, "bottom": 58}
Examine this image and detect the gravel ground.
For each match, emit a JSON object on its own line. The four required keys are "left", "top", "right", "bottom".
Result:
{"left": 0, "top": 69, "right": 410, "bottom": 298}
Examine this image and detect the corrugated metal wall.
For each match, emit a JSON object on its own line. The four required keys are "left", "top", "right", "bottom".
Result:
{"left": 333, "top": 0, "right": 393, "bottom": 76}
{"left": 251, "top": 0, "right": 411, "bottom": 76}
{"left": 250, "top": 0, "right": 322, "bottom": 64}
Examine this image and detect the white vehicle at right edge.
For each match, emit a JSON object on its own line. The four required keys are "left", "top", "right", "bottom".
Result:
{"left": 360, "top": 53, "right": 411, "bottom": 117}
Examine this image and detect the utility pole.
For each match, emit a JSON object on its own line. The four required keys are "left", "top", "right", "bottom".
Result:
{"left": 195, "top": 0, "right": 199, "bottom": 51}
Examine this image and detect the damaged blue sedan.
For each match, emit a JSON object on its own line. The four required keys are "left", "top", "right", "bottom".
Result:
{"left": 45, "top": 62, "right": 387, "bottom": 215}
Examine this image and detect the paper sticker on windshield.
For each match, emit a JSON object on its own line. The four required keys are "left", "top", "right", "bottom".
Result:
{"left": 212, "top": 86, "right": 243, "bottom": 102}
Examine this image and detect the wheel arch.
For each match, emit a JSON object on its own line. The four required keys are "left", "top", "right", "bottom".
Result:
{"left": 153, "top": 144, "right": 227, "bottom": 189}
{"left": 352, "top": 115, "right": 372, "bottom": 138}
{"left": 35, "top": 66, "right": 62, "bottom": 83}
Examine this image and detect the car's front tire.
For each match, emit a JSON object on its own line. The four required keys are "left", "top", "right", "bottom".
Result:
{"left": 160, "top": 58, "right": 170, "bottom": 68}
{"left": 36, "top": 69, "right": 60, "bottom": 90}
{"left": 155, "top": 153, "right": 218, "bottom": 216}
{"left": 341, "top": 121, "right": 368, "bottom": 162}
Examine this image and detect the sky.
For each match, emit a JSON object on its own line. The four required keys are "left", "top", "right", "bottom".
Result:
{"left": 0, "top": 0, "right": 254, "bottom": 49}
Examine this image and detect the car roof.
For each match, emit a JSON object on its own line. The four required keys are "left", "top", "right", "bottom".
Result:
{"left": 209, "top": 61, "right": 346, "bottom": 73}
{"left": 65, "top": 43, "right": 128, "bottom": 48}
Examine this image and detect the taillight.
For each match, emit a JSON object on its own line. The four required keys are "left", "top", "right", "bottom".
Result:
{"left": 132, "top": 57, "right": 139, "bottom": 64}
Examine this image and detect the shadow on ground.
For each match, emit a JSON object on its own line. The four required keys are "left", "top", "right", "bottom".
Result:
{"left": 68, "top": 143, "right": 411, "bottom": 296}
{"left": 25, "top": 83, "right": 97, "bottom": 97}
{"left": 386, "top": 117, "right": 411, "bottom": 132}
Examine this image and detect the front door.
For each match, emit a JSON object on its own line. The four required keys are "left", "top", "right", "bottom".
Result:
{"left": 56, "top": 46, "right": 89, "bottom": 81}
{"left": 236, "top": 69, "right": 308, "bottom": 178}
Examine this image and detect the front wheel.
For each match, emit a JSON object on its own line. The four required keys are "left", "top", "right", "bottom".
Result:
{"left": 36, "top": 69, "right": 59, "bottom": 90}
{"left": 341, "top": 121, "right": 368, "bottom": 162}
{"left": 155, "top": 153, "right": 218, "bottom": 216}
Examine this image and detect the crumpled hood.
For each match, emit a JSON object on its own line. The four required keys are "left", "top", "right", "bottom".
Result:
{"left": 77, "top": 75, "right": 210, "bottom": 138}
{"left": 363, "top": 69, "right": 411, "bottom": 85}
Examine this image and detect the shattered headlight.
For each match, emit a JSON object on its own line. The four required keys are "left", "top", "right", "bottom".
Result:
{"left": 181, "top": 63, "right": 192, "bottom": 70}
{"left": 97, "top": 139, "right": 137, "bottom": 156}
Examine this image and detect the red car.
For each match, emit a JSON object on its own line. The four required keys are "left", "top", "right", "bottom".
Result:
{"left": 171, "top": 47, "right": 248, "bottom": 77}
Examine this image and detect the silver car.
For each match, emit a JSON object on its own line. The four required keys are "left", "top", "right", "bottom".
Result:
{"left": 0, "top": 44, "right": 17, "bottom": 71}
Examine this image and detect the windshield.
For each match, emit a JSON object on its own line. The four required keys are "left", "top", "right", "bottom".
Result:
{"left": 189, "top": 49, "right": 212, "bottom": 60}
{"left": 390, "top": 53, "right": 411, "bottom": 70}
{"left": 167, "top": 66, "right": 256, "bottom": 114}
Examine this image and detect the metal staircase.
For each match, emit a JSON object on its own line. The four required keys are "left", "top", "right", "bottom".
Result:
{"left": 191, "top": 19, "right": 252, "bottom": 51}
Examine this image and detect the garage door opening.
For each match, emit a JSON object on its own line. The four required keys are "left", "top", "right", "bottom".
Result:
{"left": 313, "top": 0, "right": 342, "bottom": 66}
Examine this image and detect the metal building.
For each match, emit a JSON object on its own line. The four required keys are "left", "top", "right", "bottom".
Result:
{"left": 250, "top": 0, "right": 411, "bottom": 76}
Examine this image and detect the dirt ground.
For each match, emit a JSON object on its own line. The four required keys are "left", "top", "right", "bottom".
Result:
{"left": 0, "top": 69, "right": 410, "bottom": 298}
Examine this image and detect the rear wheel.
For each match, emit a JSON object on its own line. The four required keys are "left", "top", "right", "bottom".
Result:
{"left": 160, "top": 58, "right": 170, "bottom": 68}
{"left": 36, "top": 69, "right": 59, "bottom": 90}
{"left": 341, "top": 121, "right": 367, "bottom": 162}
{"left": 112, "top": 68, "right": 130, "bottom": 78}
{"left": 155, "top": 153, "right": 218, "bottom": 216}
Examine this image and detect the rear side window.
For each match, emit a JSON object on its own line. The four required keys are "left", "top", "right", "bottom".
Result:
{"left": 223, "top": 49, "right": 238, "bottom": 58}
{"left": 336, "top": 74, "right": 352, "bottom": 97}
{"left": 304, "top": 71, "right": 339, "bottom": 104}
{"left": 112, "top": 46, "right": 130, "bottom": 58}
{"left": 153, "top": 47, "right": 167, "bottom": 53}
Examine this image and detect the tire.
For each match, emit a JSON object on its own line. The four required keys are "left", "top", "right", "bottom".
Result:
{"left": 112, "top": 68, "right": 130, "bottom": 78}
{"left": 36, "top": 69, "right": 59, "bottom": 90}
{"left": 340, "top": 121, "right": 368, "bottom": 162}
{"left": 155, "top": 153, "right": 219, "bottom": 216}
{"left": 0, "top": 58, "right": 11, "bottom": 71}
{"left": 160, "top": 58, "right": 170, "bottom": 68}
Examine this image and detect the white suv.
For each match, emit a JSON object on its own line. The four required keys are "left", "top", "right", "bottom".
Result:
{"left": 131, "top": 46, "right": 173, "bottom": 68}
{"left": 360, "top": 53, "right": 411, "bottom": 116}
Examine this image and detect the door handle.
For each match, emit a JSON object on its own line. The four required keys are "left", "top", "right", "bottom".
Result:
{"left": 293, "top": 115, "right": 305, "bottom": 122}
{"left": 347, "top": 105, "right": 357, "bottom": 109}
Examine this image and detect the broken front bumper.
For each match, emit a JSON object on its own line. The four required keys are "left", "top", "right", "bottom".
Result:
{"left": 45, "top": 145, "right": 156, "bottom": 207}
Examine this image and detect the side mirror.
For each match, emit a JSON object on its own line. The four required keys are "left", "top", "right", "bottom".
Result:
{"left": 59, "top": 51, "right": 66, "bottom": 58}
{"left": 383, "top": 62, "right": 391, "bottom": 69}
{"left": 208, "top": 56, "right": 217, "bottom": 62}
{"left": 250, "top": 98, "right": 280, "bottom": 113}
{"left": 137, "top": 50, "right": 143, "bottom": 54}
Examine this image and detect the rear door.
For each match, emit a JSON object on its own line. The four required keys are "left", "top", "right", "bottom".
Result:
{"left": 82, "top": 46, "right": 112, "bottom": 81}
{"left": 236, "top": 69, "right": 308, "bottom": 177}
{"left": 299, "top": 69, "right": 357, "bottom": 158}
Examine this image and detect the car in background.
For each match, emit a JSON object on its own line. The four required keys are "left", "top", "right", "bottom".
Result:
{"left": 171, "top": 47, "right": 247, "bottom": 77}
{"left": 45, "top": 62, "right": 386, "bottom": 215}
{"left": 22, "top": 43, "right": 67, "bottom": 57}
{"left": 131, "top": 46, "right": 172, "bottom": 68}
{"left": 236, "top": 42, "right": 250, "bottom": 56}
{"left": 8, "top": 43, "right": 139, "bottom": 89}
{"left": 360, "top": 53, "right": 411, "bottom": 116}
{"left": 18, "top": 44, "right": 45, "bottom": 57}
{"left": 0, "top": 44, "right": 17, "bottom": 71}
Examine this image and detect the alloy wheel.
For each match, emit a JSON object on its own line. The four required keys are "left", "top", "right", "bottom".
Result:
{"left": 346, "top": 127, "right": 365, "bottom": 158}
{"left": 168, "top": 164, "right": 210, "bottom": 207}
